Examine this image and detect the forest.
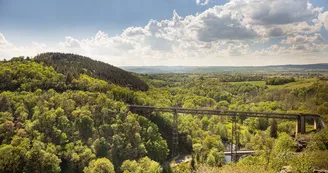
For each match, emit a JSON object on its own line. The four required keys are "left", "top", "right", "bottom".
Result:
{"left": 1, "top": 53, "right": 328, "bottom": 173}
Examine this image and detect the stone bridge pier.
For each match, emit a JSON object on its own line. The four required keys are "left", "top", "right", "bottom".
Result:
{"left": 296, "top": 115, "right": 325, "bottom": 135}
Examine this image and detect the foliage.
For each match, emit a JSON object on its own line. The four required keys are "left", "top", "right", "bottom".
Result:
{"left": 120, "top": 157, "right": 161, "bottom": 173}
{"left": 1, "top": 58, "right": 328, "bottom": 172}
{"left": 265, "top": 77, "right": 296, "bottom": 85}
{"left": 171, "top": 161, "right": 192, "bottom": 173}
{"left": 269, "top": 133, "right": 295, "bottom": 171}
{"left": 0, "top": 61, "right": 66, "bottom": 91}
{"left": 84, "top": 158, "right": 115, "bottom": 173}
{"left": 0, "top": 137, "right": 61, "bottom": 173}
{"left": 34, "top": 52, "right": 149, "bottom": 91}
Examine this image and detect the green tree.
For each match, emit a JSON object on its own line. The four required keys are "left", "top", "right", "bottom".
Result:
{"left": 317, "top": 102, "right": 328, "bottom": 123}
{"left": 25, "top": 141, "right": 61, "bottom": 173}
{"left": 84, "top": 158, "right": 115, "bottom": 173}
{"left": 120, "top": 157, "right": 161, "bottom": 173}
{"left": 76, "top": 115, "right": 94, "bottom": 141}
{"left": 0, "top": 145, "right": 27, "bottom": 173}
{"left": 270, "top": 133, "right": 295, "bottom": 171}
{"left": 92, "top": 137, "right": 110, "bottom": 158}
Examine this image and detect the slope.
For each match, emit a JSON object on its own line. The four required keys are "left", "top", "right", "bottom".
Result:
{"left": 34, "top": 52, "right": 148, "bottom": 91}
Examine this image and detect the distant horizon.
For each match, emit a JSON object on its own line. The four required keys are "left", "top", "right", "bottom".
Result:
{"left": 120, "top": 63, "right": 328, "bottom": 67}
{"left": 3, "top": 53, "right": 328, "bottom": 67}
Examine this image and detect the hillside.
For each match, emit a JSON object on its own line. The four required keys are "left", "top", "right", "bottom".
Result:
{"left": 34, "top": 52, "right": 148, "bottom": 91}
{"left": 0, "top": 59, "right": 168, "bottom": 173}
{"left": 0, "top": 58, "right": 328, "bottom": 173}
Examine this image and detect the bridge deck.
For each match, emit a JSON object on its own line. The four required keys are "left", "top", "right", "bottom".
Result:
{"left": 128, "top": 105, "right": 320, "bottom": 120}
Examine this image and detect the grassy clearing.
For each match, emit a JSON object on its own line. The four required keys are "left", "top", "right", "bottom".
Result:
{"left": 267, "top": 78, "right": 317, "bottom": 89}
{"left": 229, "top": 81, "right": 266, "bottom": 86}
{"left": 229, "top": 78, "right": 328, "bottom": 90}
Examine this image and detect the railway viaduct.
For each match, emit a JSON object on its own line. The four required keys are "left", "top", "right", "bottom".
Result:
{"left": 128, "top": 105, "right": 325, "bottom": 162}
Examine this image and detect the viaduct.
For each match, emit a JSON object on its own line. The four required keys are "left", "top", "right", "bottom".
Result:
{"left": 128, "top": 105, "right": 325, "bottom": 162}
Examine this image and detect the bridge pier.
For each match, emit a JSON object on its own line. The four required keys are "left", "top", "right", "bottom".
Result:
{"left": 313, "top": 118, "right": 324, "bottom": 130}
{"left": 172, "top": 109, "right": 179, "bottom": 157}
{"left": 296, "top": 115, "right": 306, "bottom": 135}
{"left": 296, "top": 116, "right": 324, "bottom": 136}
{"left": 231, "top": 115, "right": 239, "bottom": 162}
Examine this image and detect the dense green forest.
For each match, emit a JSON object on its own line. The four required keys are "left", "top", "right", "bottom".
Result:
{"left": 1, "top": 55, "right": 328, "bottom": 173}
{"left": 34, "top": 53, "right": 149, "bottom": 91}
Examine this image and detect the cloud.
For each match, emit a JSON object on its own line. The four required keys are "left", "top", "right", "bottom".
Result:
{"left": 60, "top": 37, "right": 81, "bottom": 48}
{"left": 196, "top": 0, "right": 210, "bottom": 6}
{"left": 319, "top": 11, "right": 328, "bottom": 30}
{"left": 233, "top": 0, "right": 322, "bottom": 25}
{"left": 194, "top": 7, "right": 258, "bottom": 41}
{"left": 192, "top": 0, "right": 322, "bottom": 41}
{"left": 281, "top": 34, "right": 324, "bottom": 44}
{"left": 122, "top": 27, "right": 151, "bottom": 37}
{"left": 266, "top": 27, "right": 284, "bottom": 37}
{"left": 0, "top": 32, "right": 53, "bottom": 58}
{"left": 0, "top": 33, "right": 13, "bottom": 48}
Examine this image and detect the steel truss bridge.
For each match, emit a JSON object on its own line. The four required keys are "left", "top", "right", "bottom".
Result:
{"left": 128, "top": 105, "right": 324, "bottom": 162}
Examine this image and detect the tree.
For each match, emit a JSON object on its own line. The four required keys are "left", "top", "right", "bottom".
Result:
{"left": 25, "top": 141, "right": 61, "bottom": 173}
{"left": 84, "top": 158, "right": 115, "bottom": 173}
{"left": 0, "top": 145, "right": 27, "bottom": 173}
{"left": 66, "top": 73, "right": 74, "bottom": 84}
{"left": 290, "top": 152, "right": 314, "bottom": 173}
{"left": 317, "top": 102, "right": 328, "bottom": 123}
{"left": 270, "top": 133, "right": 295, "bottom": 171}
{"left": 120, "top": 157, "right": 161, "bottom": 173}
{"left": 92, "top": 137, "right": 110, "bottom": 158}
{"left": 251, "top": 131, "right": 274, "bottom": 170}
{"left": 76, "top": 115, "right": 94, "bottom": 141}
{"left": 307, "top": 128, "right": 328, "bottom": 151}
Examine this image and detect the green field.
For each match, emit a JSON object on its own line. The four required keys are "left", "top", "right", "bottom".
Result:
{"left": 229, "top": 78, "right": 325, "bottom": 90}
{"left": 267, "top": 78, "right": 318, "bottom": 89}
{"left": 229, "top": 81, "right": 266, "bottom": 86}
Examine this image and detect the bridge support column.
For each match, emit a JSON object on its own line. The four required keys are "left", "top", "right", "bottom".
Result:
{"left": 313, "top": 118, "right": 323, "bottom": 130}
{"left": 172, "top": 110, "right": 179, "bottom": 157}
{"left": 231, "top": 115, "right": 238, "bottom": 162}
{"left": 296, "top": 115, "right": 306, "bottom": 136}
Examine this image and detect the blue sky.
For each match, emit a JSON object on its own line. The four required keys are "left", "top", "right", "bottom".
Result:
{"left": 0, "top": 0, "right": 223, "bottom": 45}
{"left": 1, "top": 0, "right": 328, "bottom": 66}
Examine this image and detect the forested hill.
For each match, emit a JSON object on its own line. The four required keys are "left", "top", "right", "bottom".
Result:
{"left": 34, "top": 52, "right": 148, "bottom": 91}
{"left": 1, "top": 57, "right": 328, "bottom": 172}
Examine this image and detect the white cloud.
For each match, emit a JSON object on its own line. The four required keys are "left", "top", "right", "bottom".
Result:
{"left": 233, "top": 0, "right": 322, "bottom": 25}
{"left": 196, "top": 0, "right": 210, "bottom": 6}
{"left": 122, "top": 27, "right": 151, "bottom": 37}
{"left": 281, "top": 34, "right": 324, "bottom": 44}
{"left": 60, "top": 37, "right": 81, "bottom": 48}
{"left": 0, "top": 32, "right": 55, "bottom": 58}
{"left": 0, "top": 33, "right": 13, "bottom": 48}
{"left": 194, "top": 7, "right": 258, "bottom": 41}
{"left": 319, "top": 11, "right": 328, "bottom": 30}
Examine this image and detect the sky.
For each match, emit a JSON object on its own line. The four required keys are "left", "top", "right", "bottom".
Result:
{"left": 1, "top": 0, "right": 328, "bottom": 66}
